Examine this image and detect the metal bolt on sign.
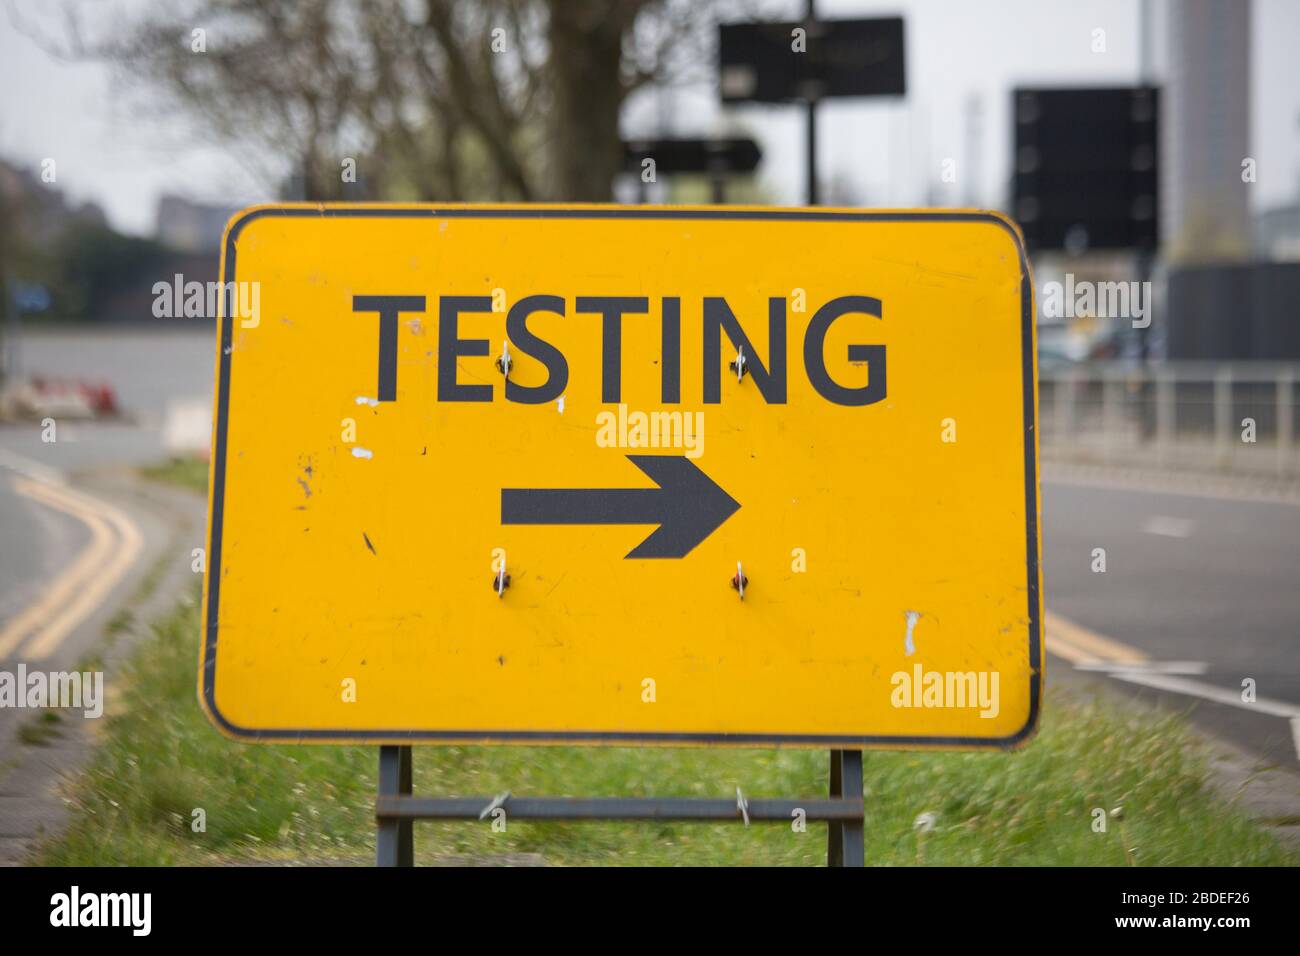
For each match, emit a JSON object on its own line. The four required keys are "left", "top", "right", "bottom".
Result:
{"left": 731, "top": 561, "right": 748, "bottom": 599}
{"left": 729, "top": 344, "right": 748, "bottom": 381}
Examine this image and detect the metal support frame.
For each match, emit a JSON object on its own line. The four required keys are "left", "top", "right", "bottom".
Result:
{"left": 804, "top": 0, "right": 819, "bottom": 206}
{"left": 1155, "top": 368, "right": 1175, "bottom": 466}
{"left": 374, "top": 745, "right": 865, "bottom": 867}
{"left": 1278, "top": 369, "right": 1294, "bottom": 477}
{"left": 826, "top": 749, "right": 865, "bottom": 866}
{"left": 1214, "top": 367, "right": 1233, "bottom": 466}
{"left": 376, "top": 745, "right": 413, "bottom": 867}
{"left": 806, "top": 97, "right": 819, "bottom": 206}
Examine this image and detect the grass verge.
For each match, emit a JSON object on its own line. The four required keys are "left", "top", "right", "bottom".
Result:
{"left": 37, "top": 587, "right": 1298, "bottom": 866}
{"left": 140, "top": 456, "right": 209, "bottom": 497}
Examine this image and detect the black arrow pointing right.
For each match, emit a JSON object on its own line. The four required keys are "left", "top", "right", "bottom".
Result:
{"left": 501, "top": 455, "right": 740, "bottom": 559}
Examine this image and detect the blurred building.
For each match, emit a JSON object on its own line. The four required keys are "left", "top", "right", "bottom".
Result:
{"left": 1166, "top": 261, "right": 1300, "bottom": 358}
{"left": 1161, "top": 0, "right": 1252, "bottom": 263}
{"left": 0, "top": 158, "right": 108, "bottom": 249}
{"left": 154, "top": 195, "right": 242, "bottom": 254}
{"left": 1254, "top": 180, "right": 1300, "bottom": 261}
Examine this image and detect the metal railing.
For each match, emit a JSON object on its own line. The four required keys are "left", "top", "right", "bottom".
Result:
{"left": 1039, "top": 361, "right": 1299, "bottom": 477}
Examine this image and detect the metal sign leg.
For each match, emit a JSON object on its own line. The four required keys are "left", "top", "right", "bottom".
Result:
{"left": 827, "top": 749, "right": 864, "bottom": 866}
{"left": 377, "top": 745, "right": 414, "bottom": 867}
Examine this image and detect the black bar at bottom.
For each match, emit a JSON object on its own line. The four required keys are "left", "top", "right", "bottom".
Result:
{"left": 376, "top": 795, "right": 863, "bottom": 822}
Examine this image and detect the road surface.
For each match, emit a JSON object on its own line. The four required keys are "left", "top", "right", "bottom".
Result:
{"left": 1043, "top": 477, "right": 1300, "bottom": 772}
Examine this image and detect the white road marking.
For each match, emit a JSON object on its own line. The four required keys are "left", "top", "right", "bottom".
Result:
{"left": 1109, "top": 671, "right": 1300, "bottom": 721}
{"left": 0, "top": 447, "right": 65, "bottom": 485}
{"left": 1074, "top": 660, "right": 1209, "bottom": 675}
{"left": 1046, "top": 609, "right": 1300, "bottom": 760}
{"left": 1142, "top": 515, "right": 1194, "bottom": 538}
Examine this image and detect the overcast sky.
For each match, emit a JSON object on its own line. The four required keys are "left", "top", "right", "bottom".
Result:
{"left": 2, "top": 0, "right": 1298, "bottom": 235}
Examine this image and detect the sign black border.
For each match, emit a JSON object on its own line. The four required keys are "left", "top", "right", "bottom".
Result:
{"left": 202, "top": 206, "right": 1041, "bottom": 748}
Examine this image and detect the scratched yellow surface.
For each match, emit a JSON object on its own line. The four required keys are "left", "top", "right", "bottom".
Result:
{"left": 201, "top": 204, "right": 1042, "bottom": 747}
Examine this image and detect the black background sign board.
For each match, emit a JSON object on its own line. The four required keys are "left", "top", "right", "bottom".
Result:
{"left": 1012, "top": 86, "right": 1159, "bottom": 253}
{"left": 621, "top": 137, "right": 762, "bottom": 176}
{"left": 719, "top": 17, "right": 906, "bottom": 103}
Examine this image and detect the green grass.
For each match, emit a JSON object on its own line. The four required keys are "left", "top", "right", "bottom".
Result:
{"left": 140, "top": 456, "right": 209, "bottom": 496}
{"left": 18, "top": 710, "right": 64, "bottom": 748}
{"left": 36, "top": 587, "right": 1298, "bottom": 866}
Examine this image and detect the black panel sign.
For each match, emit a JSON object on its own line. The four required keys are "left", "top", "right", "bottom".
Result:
{"left": 621, "top": 137, "right": 762, "bottom": 175}
{"left": 719, "top": 18, "right": 906, "bottom": 103}
{"left": 1012, "top": 86, "right": 1159, "bottom": 252}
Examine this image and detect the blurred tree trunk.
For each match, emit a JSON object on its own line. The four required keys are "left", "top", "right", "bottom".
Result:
{"left": 547, "top": 1, "right": 640, "bottom": 201}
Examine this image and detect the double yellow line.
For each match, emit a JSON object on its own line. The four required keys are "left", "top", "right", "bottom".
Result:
{"left": 0, "top": 477, "right": 142, "bottom": 661}
{"left": 1044, "top": 609, "right": 1148, "bottom": 666}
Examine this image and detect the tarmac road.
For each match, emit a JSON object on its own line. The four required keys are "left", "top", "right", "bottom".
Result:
{"left": 0, "top": 325, "right": 211, "bottom": 685}
{"left": 1043, "top": 477, "right": 1300, "bottom": 772}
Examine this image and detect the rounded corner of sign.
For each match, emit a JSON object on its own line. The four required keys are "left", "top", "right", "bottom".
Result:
{"left": 197, "top": 683, "right": 262, "bottom": 744}
{"left": 975, "top": 210, "right": 1031, "bottom": 264}
{"left": 997, "top": 701, "right": 1042, "bottom": 751}
{"left": 221, "top": 204, "right": 288, "bottom": 250}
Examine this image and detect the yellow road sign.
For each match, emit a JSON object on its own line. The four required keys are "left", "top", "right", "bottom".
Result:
{"left": 201, "top": 205, "right": 1042, "bottom": 748}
